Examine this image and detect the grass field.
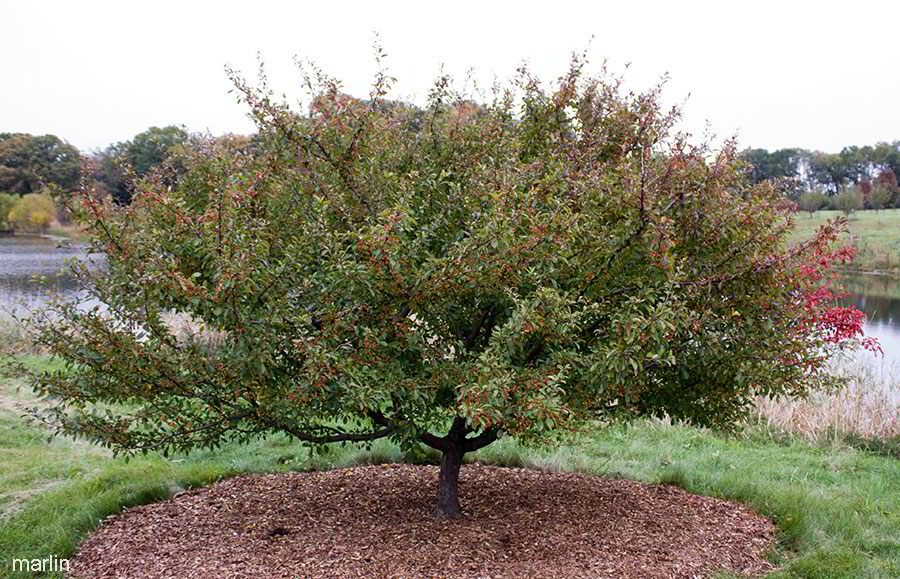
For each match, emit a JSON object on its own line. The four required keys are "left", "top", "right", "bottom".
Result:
{"left": 791, "top": 209, "right": 900, "bottom": 276}
{"left": 1, "top": 356, "right": 898, "bottom": 578}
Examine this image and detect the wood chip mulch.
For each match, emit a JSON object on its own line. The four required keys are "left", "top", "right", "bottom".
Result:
{"left": 69, "top": 464, "right": 776, "bottom": 578}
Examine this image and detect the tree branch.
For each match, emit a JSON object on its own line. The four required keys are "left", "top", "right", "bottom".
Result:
{"left": 417, "top": 415, "right": 471, "bottom": 452}
{"left": 463, "top": 305, "right": 498, "bottom": 351}
{"left": 418, "top": 431, "right": 450, "bottom": 452}
{"left": 462, "top": 428, "right": 500, "bottom": 452}
{"left": 278, "top": 423, "right": 397, "bottom": 445}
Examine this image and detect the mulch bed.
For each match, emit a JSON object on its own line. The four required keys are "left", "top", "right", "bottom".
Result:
{"left": 70, "top": 464, "right": 776, "bottom": 578}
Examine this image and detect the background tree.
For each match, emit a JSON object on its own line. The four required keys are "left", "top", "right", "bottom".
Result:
{"left": 834, "top": 187, "right": 863, "bottom": 215}
{"left": 0, "top": 193, "right": 16, "bottom": 229}
{"left": 871, "top": 141, "right": 900, "bottom": 178}
{"left": 7, "top": 190, "right": 56, "bottom": 232}
{"left": 868, "top": 184, "right": 892, "bottom": 212}
{"left": 125, "top": 125, "right": 189, "bottom": 176}
{"left": 739, "top": 148, "right": 806, "bottom": 199}
{"left": 87, "top": 143, "right": 129, "bottom": 203}
{"left": 798, "top": 191, "right": 827, "bottom": 215}
{"left": 873, "top": 169, "right": 898, "bottom": 208}
{"left": 806, "top": 151, "right": 851, "bottom": 194}
{"left": 91, "top": 126, "right": 189, "bottom": 204}
{"left": 740, "top": 147, "right": 801, "bottom": 179}
{"left": 0, "top": 133, "right": 81, "bottom": 194}
{"left": 837, "top": 146, "right": 870, "bottom": 185}
{"left": 17, "top": 57, "right": 875, "bottom": 518}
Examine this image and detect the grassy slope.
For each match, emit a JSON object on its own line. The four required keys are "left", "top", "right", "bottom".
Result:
{"left": 791, "top": 209, "right": 900, "bottom": 276}
{"left": 1, "top": 357, "right": 898, "bottom": 578}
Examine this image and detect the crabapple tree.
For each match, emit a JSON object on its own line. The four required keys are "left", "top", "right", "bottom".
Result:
{"left": 18, "top": 56, "right": 876, "bottom": 517}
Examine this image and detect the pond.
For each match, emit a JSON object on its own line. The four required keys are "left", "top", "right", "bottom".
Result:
{"left": 0, "top": 234, "right": 99, "bottom": 315}
{"left": 839, "top": 273, "right": 900, "bottom": 396}
{"left": 0, "top": 234, "right": 897, "bottom": 397}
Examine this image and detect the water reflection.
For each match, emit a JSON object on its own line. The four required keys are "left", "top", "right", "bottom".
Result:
{"left": 841, "top": 275, "right": 900, "bottom": 329}
{"left": 838, "top": 274, "right": 900, "bottom": 398}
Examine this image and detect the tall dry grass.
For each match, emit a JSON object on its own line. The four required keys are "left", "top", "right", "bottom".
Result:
{"left": 158, "top": 311, "right": 227, "bottom": 349}
{"left": 755, "top": 356, "right": 899, "bottom": 441}
{"left": 0, "top": 317, "right": 43, "bottom": 356}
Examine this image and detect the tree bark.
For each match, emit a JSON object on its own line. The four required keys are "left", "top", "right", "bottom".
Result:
{"left": 436, "top": 445, "right": 464, "bottom": 518}
{"left": 419, "top": 416, "right": 500, "bottom": 518}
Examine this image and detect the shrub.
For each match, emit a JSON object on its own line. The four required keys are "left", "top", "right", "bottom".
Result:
{"left": 834, "top": 188, "right": 863, "bottom": 215}
{"left": 7, "top": 192, "right": 56, "bottom": 232}
{"left": 0, "top": 192, "right": 16, "bottom": 229}
{"left": 798, "top": 191, "right": 827, "bottom": 215}
{"left": 868, "top": 184, "right": 892, "bottom": 212}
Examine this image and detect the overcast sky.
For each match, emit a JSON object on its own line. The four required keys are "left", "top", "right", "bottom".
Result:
{"left": 3, "top": 0, "right": 898, "bottom": 153}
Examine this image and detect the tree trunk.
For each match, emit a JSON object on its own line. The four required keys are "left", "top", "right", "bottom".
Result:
{"left": 436, "top": 445, "right": 464, "bottom": 518}
{"left": 419, "top": 417, "right": 498, "bottom": 518}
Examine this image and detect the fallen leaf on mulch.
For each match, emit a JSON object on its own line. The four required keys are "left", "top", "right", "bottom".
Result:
{"left": 69, "top": 464, "right": 775, "bottom": 578}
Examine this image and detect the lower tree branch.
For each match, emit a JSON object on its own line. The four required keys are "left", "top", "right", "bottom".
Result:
{"left": 269, "top": 415, "right": 396, "bottom": 445}
{"left": 462, "top": 427, "right": 500, "bottom": 452}
{"left": 418, "top": 416, "right": 499, "bottom": 453}
{"left": 283, "top": 424, "right": 396, "bottom": 445}
{"left": 418, "top": 431, "right": 450, "bottom": 452}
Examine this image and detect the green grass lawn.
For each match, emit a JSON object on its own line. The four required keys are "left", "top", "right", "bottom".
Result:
{"left": 791, "top": 209, "right": 900, "bottom": 276}
{"left": 1, "top": 356, "right": 898, "bottom": 578}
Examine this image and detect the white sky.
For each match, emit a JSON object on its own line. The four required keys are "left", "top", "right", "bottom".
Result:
{"left": 2, "top": 0, "right": 898, "bottom": 153}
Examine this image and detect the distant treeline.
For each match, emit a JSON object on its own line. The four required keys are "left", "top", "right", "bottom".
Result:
{"left": 739, "top": 143, "right": 900, "bottom": 211}
{"left": 0, "top": 126, "right": 198, "bottom": 206}
{"left": 0, "top": 127, "right": 201, "bottom": 231}
{"left": 2, "top": 125, "right": 898, "bottom": 216}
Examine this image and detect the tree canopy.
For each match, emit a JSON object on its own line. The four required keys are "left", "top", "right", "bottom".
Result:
{"left": 90, "top": 125, "right": 189, "bottom": 204}
{"left": 0, "top": 133, "right": 81, "bottom": 194}
{"left": 18, "top": 57, "right": 876, "bottom": 517}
